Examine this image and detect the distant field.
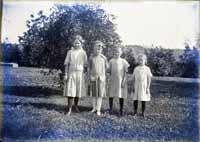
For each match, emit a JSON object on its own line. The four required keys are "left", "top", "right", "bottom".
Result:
{"left": 1, "top": 67, "right": 199, "bottom": 142}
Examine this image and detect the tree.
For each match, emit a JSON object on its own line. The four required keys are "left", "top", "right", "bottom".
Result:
{"left": 18, "top": 4, "right": 121, "bottom": 72}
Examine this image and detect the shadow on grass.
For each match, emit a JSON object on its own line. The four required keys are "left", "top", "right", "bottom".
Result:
{"left": 3, "top": 101, "right": 92, "bottom": 114}
{"left": 3, "top": 86, "right": 62, "bottom": 98}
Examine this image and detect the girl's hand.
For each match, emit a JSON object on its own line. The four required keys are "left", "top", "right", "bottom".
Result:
{"left": 146, "top": 88, "right": 150, "bottom": 94}
{"left": 64, "top": 75, "right": 68, "bottom": 80}
{"left": 121, "top": 79, "right": 126, "bottom": 88}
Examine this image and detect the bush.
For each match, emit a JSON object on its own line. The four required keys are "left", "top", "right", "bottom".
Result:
{"left": 179, "top": 45, "right": 199, "bottom": 78}
{"left": 145, "top": 47, "right": 177, "bottom": 76}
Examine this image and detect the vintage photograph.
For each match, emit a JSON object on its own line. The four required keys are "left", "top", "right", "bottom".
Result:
{"left": 1, "top": 0, "right": 200, "bottom": 142}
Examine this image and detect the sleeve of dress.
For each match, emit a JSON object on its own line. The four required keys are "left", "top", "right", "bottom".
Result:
{"left": 123, "top": 59, "right": 130, "bottom": 72}
{"left": 64, "top": 50, "right": 71, "bottom": 65}
{"left": 105, "top": 58, "right": 109, "bottom": 69}
{"left": 147, "top": 67, "right": 153, "bottom": 77}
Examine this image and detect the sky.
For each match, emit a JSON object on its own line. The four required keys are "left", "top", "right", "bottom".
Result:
{"left": 1, "top": 0, "right": 199, "bottom": 49}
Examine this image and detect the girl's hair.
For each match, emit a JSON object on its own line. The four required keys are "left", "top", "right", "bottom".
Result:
{"left": 137, "top": 53, "right": 147, "bottom": 63}
{"left": 93, "top": 40, "right": 105, "bottom": 49}
{"left": 112, "top": 47, "right": 122, "bottom": 58}
{"left": 74, "top": 35, "right": 85, "bottom": 44}
{"left": 113, "top": 46, "right": 122, "bottom": 53}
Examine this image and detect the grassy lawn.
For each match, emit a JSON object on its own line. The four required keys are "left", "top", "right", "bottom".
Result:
{"left": 1, "top": 67, "right": 199, "bottom": 142}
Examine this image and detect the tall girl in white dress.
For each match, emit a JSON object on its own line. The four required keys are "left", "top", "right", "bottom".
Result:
{"left": 63, "top": 35, "right": 88, "bottom": 116}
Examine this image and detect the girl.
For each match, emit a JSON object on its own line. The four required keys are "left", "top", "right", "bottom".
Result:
{"left": 89, "top": 40, "right": 108, "bottom": 116}
{"left": 63, "top": 35, "right": 88, "bottom": 116}
{"left": 132, "top": 54, "right": 152, "bottom": 117}
{"left": 108, "top": 47, "right": 130, "bottom": 116}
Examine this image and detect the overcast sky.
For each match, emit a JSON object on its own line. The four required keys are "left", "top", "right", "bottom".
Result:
{"left": 2, "top": 0, "right": 199, "bottom": 49}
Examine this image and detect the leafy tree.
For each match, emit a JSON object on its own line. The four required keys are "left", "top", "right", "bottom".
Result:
{"left": 18, "top": 4, "right": 121, "bottom": 72}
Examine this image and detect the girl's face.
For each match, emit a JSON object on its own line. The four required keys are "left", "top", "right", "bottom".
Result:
{"left": 73, "top": 39, "right": 82, "bottom": 49}
{"left": 94, "top": 42, "right": 103, "bottom": 55}
{"left": 113, "top": 48, "right": 122, "bottom": 58}
{"left": 138, "top": 56, "right": 146, "bottom": 66}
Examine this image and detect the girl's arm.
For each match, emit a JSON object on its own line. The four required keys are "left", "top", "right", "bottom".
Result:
{"left": 146, "top": 68, "right": 153, "bottom": 93}
{"left": 64, "top": 51, "right": 71, "bottom": 80}
{"left": 88, "top": 56, "right": 92, "bottom": 81}
{"left": 121, "top": 71, "right": 127, "bottom": 88}
{"left": 147, "top": 76, "right": 151, "bottom": 90}
{"left": 132, "top": 68, "right": 136, "bottom": 93}
{"left": 83, "top": 51, "right": 88, "bottom": 73}
{"left": 106, "top": 60, "right": 111, "bottom": 75}
{"left": 121, "top": 60, "right": 130, "bottom": 88}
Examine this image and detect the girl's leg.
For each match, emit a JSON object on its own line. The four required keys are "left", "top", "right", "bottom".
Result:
{"left": 74, "top": 97, "right": 80, "bottom": 112}
{"left": 133, "top": 100, "right": 138, "bottom": 115}
{"left": 109, "top": 98, "right": 113, "bottom": 114}
{"left": 90, "top": 97, "right": 97, "bottom": 113}
{"left": 67, "top": 97, "right": 73, "bottom": 116}
{"left": 142, "top": 101, "right": 146, "bottom": 117}
{"left": 119, "top": 98, "right": 124, "bottom": 116}
{"left": 97, "top": 97, "right": 103, "bottom": 116}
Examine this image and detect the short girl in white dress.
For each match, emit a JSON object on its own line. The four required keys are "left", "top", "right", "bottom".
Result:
{"left": 88, "top": 41, "right": 108, "bottom": 116}
{"left": 108, "top": 47, "right": 130, "bottom": 116}
{"left": 63, "top": 35, "right": 88, "bottom": 116}
{"left": 132, "top": 54, "right": 152, "bottom": 117}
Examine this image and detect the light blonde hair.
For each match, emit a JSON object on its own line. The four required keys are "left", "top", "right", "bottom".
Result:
{"left": 74, "top": 35, "right": 85, "bottom": 44}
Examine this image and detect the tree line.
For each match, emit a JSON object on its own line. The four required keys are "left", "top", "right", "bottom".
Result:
{"left": 1, "top": 4, "right": 199, "bottom": 78}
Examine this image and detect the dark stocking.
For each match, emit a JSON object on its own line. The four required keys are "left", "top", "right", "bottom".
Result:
{"left": 109, "top": 98, "right": 113, "bottom": 113}
{"left": 119, "top": 98, "right": 124, "bottom": 116}
{"left": 133, "top": 100, "right": 138, "bottom": 115}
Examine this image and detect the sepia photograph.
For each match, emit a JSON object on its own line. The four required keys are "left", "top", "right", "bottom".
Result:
{"left": 1, "top": 0, "right": 200, "bottom": 142}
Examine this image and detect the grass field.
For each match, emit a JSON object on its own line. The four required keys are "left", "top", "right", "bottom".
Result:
{"left": 1, "top": 67, "right": 199, "bottom": 142}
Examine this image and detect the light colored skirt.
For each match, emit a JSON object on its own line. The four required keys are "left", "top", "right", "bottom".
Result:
{"left": 132, "top": 92, "right": 151, "bottom": 101}
{"left": 63, "top": 71, "right": 86, "bottom": 98}
{"left": 108, "top": 77, "right": 128, "bottom": 99}
{"left": 89, "top": 78, "right": 106, "bottom": 97}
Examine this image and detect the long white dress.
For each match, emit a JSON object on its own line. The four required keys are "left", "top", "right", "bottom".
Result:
{"left": 63, "top": 48, "right": 87, "bottom": 98}
{"left": 108, "top": 57, "right": 130, "bottom": 99}
{"left": 132, "top": 65, "right": 152, "bottom": 101}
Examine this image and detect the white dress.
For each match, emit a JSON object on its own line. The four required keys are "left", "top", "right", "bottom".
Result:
{"left": 63, "top": 49, "right": 87, "bottom": 98}
{"left": 89, "top": 54, "right": 108, "bottom": 97}
{"left": 108, "top": 57, "right": 130, "bottom": 99}
{"left": 132, "top": 65, "right": 152, "bottom": 101}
